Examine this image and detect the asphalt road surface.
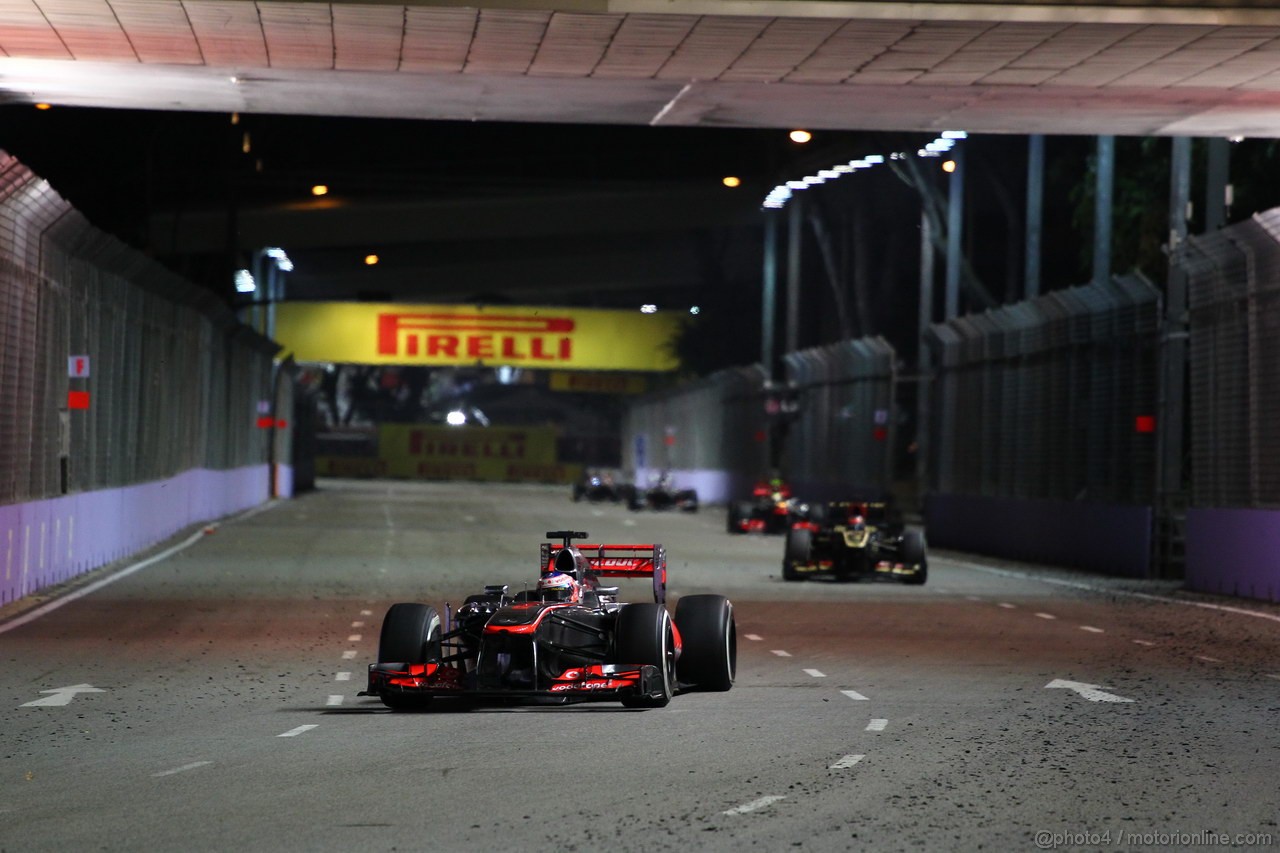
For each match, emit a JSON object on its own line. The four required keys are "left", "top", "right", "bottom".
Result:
{"left": 2, "top": 480, "right": 1278, "bottom": 852}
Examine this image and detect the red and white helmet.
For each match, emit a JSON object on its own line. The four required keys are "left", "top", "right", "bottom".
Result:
{"left": 537, "top": 570, "right": 579, "bottom": 601}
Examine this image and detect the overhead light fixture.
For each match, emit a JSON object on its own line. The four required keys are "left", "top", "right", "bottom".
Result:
{"left": 34, "top": 103, "right": 51, "bottom": 111}
{"left": 942, "top": 160, "right": 957, "bottom": 173}
{"left": 446, "top": 410, "right": 467, "bottom": 426}
{"left": 234, "top": 270, "right": 255, "bottom": 294}
{"left": 311, "top": 184, "right": 329, "bottom": 196}
{"left": 364, "top": 254, "right": 379, "bottom": 266}
{"left": 641, "top": 304, "right": 658, "bottom": 314}
{"left": 690, "top": 306, "right": 701, "bottom": 315}
{"left": 722, "top": 176, "right": 742, "bottom": 188}
{"left": 789, "top": 130, "right": 813, "bottom": 144}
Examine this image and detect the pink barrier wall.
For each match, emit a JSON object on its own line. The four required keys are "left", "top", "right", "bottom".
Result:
{"left": 0, "top": 466, "right": 270, "bottom": 606}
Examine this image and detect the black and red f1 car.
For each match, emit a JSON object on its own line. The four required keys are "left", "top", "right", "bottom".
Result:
{"left": 361, "top": 531, "right": 736, "bottom": 710}
{"left": 783, "top": 501, "right": 927, "bottom": 584}
{"left": 627, "top": 473, "right": 699, "bottom": 513}
{"left": 727, "top": 479, "right": 799, "bottom": 534}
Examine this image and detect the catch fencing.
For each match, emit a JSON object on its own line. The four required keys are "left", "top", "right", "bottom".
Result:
{"left": 1176, "top": 210, "right": 1280, "bottom": 600}
{"left": 0, "top": 151, "right": 281, "bottom": 605}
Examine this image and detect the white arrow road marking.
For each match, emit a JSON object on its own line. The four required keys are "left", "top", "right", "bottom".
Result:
{"left": 841, "top": 689, "right": 869, "bottom": 701}
{"left": 21, "top": 684, "right": 105, "bottom": 707}
{"left": 803, "top": 669, "right": 826, "bottom": 678}
{"left": 152, "top": 761, "right": 212, "bottom": 778}
{"left": 723, "top": 795, "right": 785, "bottom": 816}
{"left": 866, "top": 719, "right": 888, "bottom": 731}
{"left": 829, "top": 754, "right": 865, "bottom": 770}
{"left": 1045, "top": 679, "right": 1134, "bottom": 703}
{"left": 278, "top": 725, "right": 318, "bottom": 738}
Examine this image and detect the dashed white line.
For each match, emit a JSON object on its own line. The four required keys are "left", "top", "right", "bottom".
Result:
{"left": 1035, "top": 612, "right": 1057, "bottom": 620}
{"left": 342, "top": 650, "right": 357, "bottom": 660}
{"left": 463, "top": 515, "right": 477, "bottom": 523}
{"left": 623, "top": 519, "right": 637, "bottom": 527}
{"left": 829, "top": 754, "right": 865, "bottom": 770}
{"left": 152, "top": 761, "right": 212, "bottom": 778}
{"left": 335, "top": 672, "right": 352, "bottom": 682}
{"left": 347, "top": 634, "right": 362, "bottom": 642}
{"left": 771, "top": 650, "right": 792, "bottom": 657}
{"left": 999, "top": 603, "right": 1017, "bottom": 609}
{"left": 1266, "top": 674, "right": 1280, "bottom": 681}
{"left": 327, "top": 695, "right": 344, "bottom": 706}
{"left": 360, "top": 610, "right": 372, "bottom": 616}
{"left": 1133, "top": 639, "right": 1157, "bottom": 647}
{"left": 1196, "top": 655, "right": 1222, "bottom": 663}
{"left": 841, "top": 689, "right": 869, "bottom": 701}
{"left": 278, "top": 725, "right": 318, "bottom": 738}
{"left": 803, "top": 669, "right": 826, "bottom": 678}
{"left": 351, "top": 621, "right": 365, "bottom": 628}
{"left": 866, "top": 719, "right": 888, "bottom": 731}
{"left": 723, "top": 795, "right": 785, "bottom": 816}
{"left": 1079, "top": 626, "right": 1105, "bottom": 633}
{"left": 745, "top": 634, "right": 763, "bottom": 641}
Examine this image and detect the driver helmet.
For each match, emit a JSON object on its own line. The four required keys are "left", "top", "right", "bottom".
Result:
{"left": 537, "top": 570, "right": 579, "bottom": 602}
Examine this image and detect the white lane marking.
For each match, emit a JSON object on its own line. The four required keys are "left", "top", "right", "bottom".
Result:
{"left": 335, "top": 672, "right": 352, "bottom": 682}
{"left": 803, "top": 669, "right": 826, "bottom": 678}
{"left": 1035, "top": 612, "right": 1057, "bottom": 620}
{"left": 771, "top": 650, "right": 792, "bottom": 657}
{"left": 998, "top": 603, "right": 1016, "bottom": 609}
{"left": 1196, "top": 655, "right": 1222, "bottom": 663}
{"left": 1266, "top": 674, "right": 1280, "bottom": 681}
{"left": 829, "top": 754, "right": 865, "bottom": 770}
{"left": 745, "top": 634, "right": 763, "bottom": 641}
{"left": 361, "top": 610, "right": 372, "bottom": 616}
{"left": 342, "top": 650, "right": 358, "bottom": 660}
{"left": 841, "top": 689, "right": 869, "bottom": 701}
{"left": 463, "top": 515, "right": 477, "bottom": 523}
{"left": 591, "top": 509, "right": 605, "bottom": 517}
{"left": 327, "top": 695, "right": 344, "bottom": 706}
{"left": 0, "top": 501, "right": 280, "bottom": 636}
{"left": 723, "top": 795, "right": 785, "bottom": 816}
{"left": 951, "top": 559, "right": 1280, "bottom": 625}
{"left": 1045, "top": 679, "right": 1134, "bottom": 703}
{"left": 1133, "top": 639, "right": 1157, "bottom": 646}
{"left": 623, "top": 519, "right": 637, "bottom": 527}
{"left": 866, "top": 719, "right": 888, "bottom": 731}
{"left": 347, "top": 634, "right": 362, "bottom": 642}
{"left": 1079, "top": 625, "right": 1105, "bottom": 633}
{"left": 278, "top": 725, "right": 318, "bottom": 738}
{"left": 351, "top": 621, "right": 365, "bottom": 628}
{"left": 152, "top": 761, "right": 212, "bottom": 778}
{"left": 20, "top": 684, "right": 106, "bottom": 707}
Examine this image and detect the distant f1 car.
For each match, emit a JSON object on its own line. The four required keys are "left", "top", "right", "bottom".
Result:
{"left": 361, "top": 530, "right": 735, "bottom": 710}
{"left": 627, "top": 473, "right": 698, "bottom": 513}
{"left": 783, "top": 501, "right": 927, "bottom": 584}
{"left": 571, "top": 470, "right": 627, "bottom": 503}
{"left": 727, "top": 479, "right": 799, "bottom": 534}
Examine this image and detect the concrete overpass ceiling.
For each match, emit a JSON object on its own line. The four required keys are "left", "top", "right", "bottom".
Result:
{"left": 2, "top": 1, "right": 1280, "bottom": 136}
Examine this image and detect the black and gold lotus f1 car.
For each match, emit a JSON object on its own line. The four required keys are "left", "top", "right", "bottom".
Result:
{"left": 782, "top": 501, "right": 927, "bottom": 584}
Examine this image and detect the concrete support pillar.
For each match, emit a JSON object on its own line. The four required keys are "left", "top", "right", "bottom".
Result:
{"left": 1093, "top": 135, "right": 1115, "bottom": 286}
{"left": 761, "top": 212, "right": 778, "bottom": 381}
{"left": 945, "top": 144, "right": 965, "bottom": 320}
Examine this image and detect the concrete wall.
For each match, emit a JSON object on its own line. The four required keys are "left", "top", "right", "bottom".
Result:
{"left": 0, "top": 466, "right": 270, "bottom": 606}
{"left": 925, "top": 493, "right": 1153, "bottom": 578}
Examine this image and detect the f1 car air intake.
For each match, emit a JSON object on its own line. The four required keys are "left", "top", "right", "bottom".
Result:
{"left": 360, "top": 530, "right": 736, "bottom": 710}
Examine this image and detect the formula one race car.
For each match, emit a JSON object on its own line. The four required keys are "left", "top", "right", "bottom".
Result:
{"left": 571, "top": 470, "right": 629, "bottom": 504}
{"left": 627, "top": 472, "right": 698, "bottom": 513}
{"left": 782, "top": 501, "right": 927, "bottom": 584}
{"left": 361, "top": 531, "right": 735, "bottom": 710}
{"left": 727, "top": 479, "right": 800, "bottom": 534}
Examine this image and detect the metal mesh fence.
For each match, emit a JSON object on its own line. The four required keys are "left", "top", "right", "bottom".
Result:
{"left": 0, "top": 152, "right": 279, "bottom": 508}
{"left": 927, "top": 273, "right": 1160, "bottom": 505}
{"left": 1181, "top": 212, "right": 1280, "bottom": 507}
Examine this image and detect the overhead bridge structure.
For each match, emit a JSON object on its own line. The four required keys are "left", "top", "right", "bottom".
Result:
{"left": 1, "top": 0, "right": 1280, "bottom": 136}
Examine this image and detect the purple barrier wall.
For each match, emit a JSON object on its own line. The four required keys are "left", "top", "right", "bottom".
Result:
{"left": 1186, "top": 508, "right": 1280, "bottom": 602}
{"left": 924, "top": 493, "right": 1153, "bottom": 578}
{"left": 0, "top": 466, "right": 270, "bottom": 606}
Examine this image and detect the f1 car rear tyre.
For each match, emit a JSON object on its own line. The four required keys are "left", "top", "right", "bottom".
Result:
{"left": 727, "top": 501, "right": 752, "bottom": 533}
{"left": 783, "top": 528, "right": 811, "bottom": 582}
{"left": 616, "top": 604, "right": 674, "bottom": 708}
{"left": 673, "top": 594, "right": 736, "bottom": 692}
{"left": 901, "top": 530, "right": 927, "bottom": 565}
{"left": 377, "top": 603, "right": 442, "bottom": 711}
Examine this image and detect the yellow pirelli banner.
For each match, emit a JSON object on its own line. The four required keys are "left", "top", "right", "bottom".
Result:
{"left": 275, "top": 302, "right": 684, "bottom": 371}
{"left": 378, "top": 424, "right": 580, "bottom": 483}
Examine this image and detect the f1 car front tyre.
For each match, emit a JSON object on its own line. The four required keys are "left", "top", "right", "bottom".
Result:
{"left": 616, "top": 604, "right": 674, "bottom": 708}
{"left": 377, "top": 603, "right": 442, "bottom": 710}
{"left": 900, "top": 530, "right": 928, "bottom": 585}
{"left": 783, "top": 528, "right": 811, "bottom": 582}
{"left": 673, "top": 594, "right": 736, "bottom": 692}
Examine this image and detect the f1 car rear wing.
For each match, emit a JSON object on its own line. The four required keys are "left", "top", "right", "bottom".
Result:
{"left": 542, "top": 540, "right": 667, "bottom": 605}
